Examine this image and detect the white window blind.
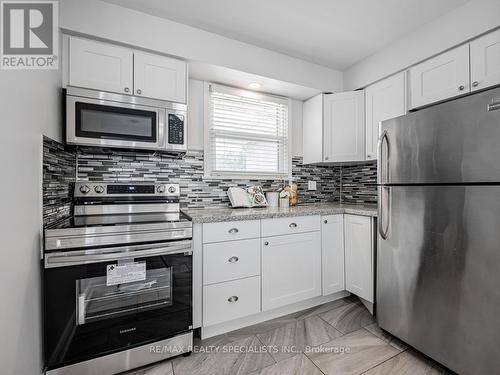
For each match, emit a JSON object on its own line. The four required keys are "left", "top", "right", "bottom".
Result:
{"left": 205, "top": 83, "right": 290, "bottom": 179}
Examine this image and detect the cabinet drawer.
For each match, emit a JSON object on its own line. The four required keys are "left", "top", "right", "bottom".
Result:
{"left": 203, "top": 276, "right": 261, "bottom": 326}
{"left": 261, "top": 215, "right": 320, "bottom": 237}
{"left": 203, "top": 220, "right": 260, "bottom": 243}
{"left": 203, "top": 239, "right": 260, "bottom": 285}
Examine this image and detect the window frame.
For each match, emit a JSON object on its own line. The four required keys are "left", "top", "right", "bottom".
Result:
{"left": 203, "top": 82, "right": 292, "bottom": 180}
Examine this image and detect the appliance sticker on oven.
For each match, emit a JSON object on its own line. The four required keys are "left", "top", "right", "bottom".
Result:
{"left": 106, "top": 262, "right": 146, "bottom": 286}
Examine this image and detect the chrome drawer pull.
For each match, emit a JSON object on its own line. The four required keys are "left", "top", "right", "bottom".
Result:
{"left": 264, "top": 241, "right": 269, "bottom": 246}
{"left": 227, "top": 296, "right": 239, "bottom": 303}
{"left": 228, "top": 256, "right": 239, "bottom": 263}
{"left": 289, "top": 222, "right": 297, "bottom": 228}
{"left": 228, "top": 228, "right": 239, "bottom": 234}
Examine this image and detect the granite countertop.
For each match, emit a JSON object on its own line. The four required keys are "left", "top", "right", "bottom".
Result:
{"left": 182, "top": 202, "right": 377, "bottom": 223}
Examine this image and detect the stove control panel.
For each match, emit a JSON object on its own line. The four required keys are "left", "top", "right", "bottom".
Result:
{"left": 74, "top": 182, "right": 180, "bottom": 198}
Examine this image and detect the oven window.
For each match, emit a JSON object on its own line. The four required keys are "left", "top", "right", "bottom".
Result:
{"left": 75, "top": 102, "right": 157, "bottom": 142}
{"left": 76, "top": 266, "right": 172, "bottom": 325}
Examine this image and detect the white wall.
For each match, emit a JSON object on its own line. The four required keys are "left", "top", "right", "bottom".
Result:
{"left": 59, "top": 0, "right": 342, "bottom": 94}
{"left": 187, "top": 79, "right": 304, "bottom": 156}
{"left": 0, "top": 69, "right": 61, "bottom": 373}
{"left": 343, "top": 0, "right": 500, "bottom": 90}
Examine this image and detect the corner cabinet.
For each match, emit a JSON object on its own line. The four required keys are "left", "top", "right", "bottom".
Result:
{"left": 321, "top": 215, "right": 345, "bottom": 295}
{"left": 303, "top": 91, "right": 365, "bottom": 164}
{"left": 67, "top": 37, "right": 187, "bottom": 103}
{"left": 344, "top": 214, "right": 374, "bottom": 303}
{"left": 365, "top": 72, "right": 406, "bottom": 160}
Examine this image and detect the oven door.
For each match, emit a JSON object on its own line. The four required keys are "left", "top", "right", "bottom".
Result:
{"left": 43, "top": 240, "right": 192, "bottom": 370}
{"left": 66, "top": 94, "right": 167, "bottom": 151}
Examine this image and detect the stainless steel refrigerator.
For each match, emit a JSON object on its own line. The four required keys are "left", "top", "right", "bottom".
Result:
{"left": 377, "top": 86, "right": 500, "bottom": 375}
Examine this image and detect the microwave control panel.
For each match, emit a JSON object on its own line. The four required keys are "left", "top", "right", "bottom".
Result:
{"left": 168, "top": 114, "right": 185, "bottom": 145}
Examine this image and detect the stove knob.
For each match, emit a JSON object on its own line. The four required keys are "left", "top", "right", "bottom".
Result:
{"left": 168, "top": 186, "right": 177, "bottom": 194}
{"left": 79, "top": 185, "right": 90, "bottom": 194}
{"left": 156, "top": 185, "right": 166, "bottom": 193}
{"left": 94, "top": 185, "right": 105, "bottom": 194}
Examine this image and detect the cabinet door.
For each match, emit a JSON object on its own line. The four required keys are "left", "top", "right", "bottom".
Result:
{"left": 365, "top": 73, "right": 406, "bottom": 160}
{"left": 262, "top": 232, "right": 321, "bottom": 311}
{"left": 302, "top": 94, "right": 324, "bottom": 164}
{"left": 323, "top": 91, "right": 365, "bottom": 162}
{"left": 470, "top": 29, "right": 500, "bottom": 92}
{"left": 69, "top": 37, "right": 133, "bottom": 95}
{"left": 409, "top": 44, "right": 470, "bottom": 109}
{"left": 133, "top": 51, "right": 187, "bottom": 103}
{"left": 344, "top": 215, "right": 373, "bottom": 303}
{"left": 321, "top": 215, "right": 345, "bottom": 296}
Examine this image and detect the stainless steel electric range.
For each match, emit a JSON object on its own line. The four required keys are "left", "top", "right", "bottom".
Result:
{"left": 43, "top": 182, "right": 193, "bottom": 375}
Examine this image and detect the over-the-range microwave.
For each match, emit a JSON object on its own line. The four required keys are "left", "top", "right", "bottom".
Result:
{"left": 65, "top": 86, "right": 187, "bottom": 152}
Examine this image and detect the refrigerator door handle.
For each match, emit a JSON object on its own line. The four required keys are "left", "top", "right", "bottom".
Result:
{"left": 377, "top": 130, "right": 389, "bottom": 184}
{"left": 378, "top": 186, "right": 390, "bottom": 240}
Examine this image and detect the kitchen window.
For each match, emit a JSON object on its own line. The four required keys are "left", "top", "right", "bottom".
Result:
{"left": 204, "top": 83, "right": 291, "bottom": 179}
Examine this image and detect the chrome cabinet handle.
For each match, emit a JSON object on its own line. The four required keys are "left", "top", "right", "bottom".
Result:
{"left": 124, "top": 87, "right": 130, "bottom": 93}
{"left": 324, "top": 156, "right": 329, "bottom": 161}
{"left": 324, "top": 219, "right": 328, "bottom": 224}
{"left": 227, "top": 296, "right": 239, "bottom": 303}
{"left": 136, "top": 89, "right": 142, "bottom": 95}
{"left": 472, "top": 81, "right": 479, "bottom": 87}
{"left": 228, "top": 256, "right": 239, "bottom": 263}
{"left": 458, "top": 85, "right": 465, "bottom": 91}
{"left": 228, "top": 228, "right": 239, "bottom": 234}
{"left": 289, "top": 222, "right": 297, "bottom": 228}
{"left": 264, "top": 241, "right": 269, "bottom": 246}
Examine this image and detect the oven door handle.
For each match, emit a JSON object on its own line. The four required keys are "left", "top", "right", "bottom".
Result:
{"left": 44, "top": 241, "right": 192, "bottom": 268}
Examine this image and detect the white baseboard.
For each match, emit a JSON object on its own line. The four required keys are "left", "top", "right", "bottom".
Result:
{"left": 201, "top": 290, "right": 349, "bottom": 339}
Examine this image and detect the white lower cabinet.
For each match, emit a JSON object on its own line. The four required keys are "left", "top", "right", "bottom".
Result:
{"left": 261, "top": 231, "right": 322, "bottom": 311}
{"left": 200, "top": 213, "right": 375, "bottom": 331}
{"left": 344, "top": 214, "right": 374, "bottom": 303}
{"left": 321, "top": 215, "right": 345, "bottom": 295}
{"left": 203, "top": 238, "right": 260, "bottom": 285}
{"left": 203, "top": 276, "right": 261, "bottom": 327}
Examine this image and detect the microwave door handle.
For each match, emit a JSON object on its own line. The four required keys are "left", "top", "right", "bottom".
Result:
{"left": 158, "top": 109, "right": 167, "bottom": 148}
{"left": 45, "top": 242, "right": 192, "bottom": 268}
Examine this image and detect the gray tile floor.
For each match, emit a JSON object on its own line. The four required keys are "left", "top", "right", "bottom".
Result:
{"left": 126, "top": 297, "right": 450, "bottom": 375}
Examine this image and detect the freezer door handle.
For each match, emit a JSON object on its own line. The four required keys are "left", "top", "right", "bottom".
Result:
{"left": 378, "top": 186, "right": 390, "bottom": 240}
{"left": 377, "top": 130, "right": 389, "bottom": 184}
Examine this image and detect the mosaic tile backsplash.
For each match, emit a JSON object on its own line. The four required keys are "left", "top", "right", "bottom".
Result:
{"left": 340, "top": 162, "right": 377, "bottom": 205}
{"left": 43, "top": 136, "right": 76, "bottom": 226}
{"left": 76, "top": 147, "right": 342, "bottom": 208}
{"left": 42, "top": 137, "right": 377, "bottom": 225}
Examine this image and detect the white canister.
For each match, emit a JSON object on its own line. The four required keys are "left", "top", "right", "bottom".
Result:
{"left": 266, "top": 192, "right": 279, "bottom": 208}
{"left": 279, "top": 197, "right": 289, "bottom": 208}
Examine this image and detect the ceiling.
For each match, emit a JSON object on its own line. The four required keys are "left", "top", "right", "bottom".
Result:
{"left": 102, "top": 0, "right": 469, "bottom": 70}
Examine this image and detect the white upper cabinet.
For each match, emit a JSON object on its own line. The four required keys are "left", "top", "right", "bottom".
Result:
{"left": 409, "top": 44, "right": 470, "bottom": 109}
{"left": 133, "top": 51, "right": 187, "bottom": 102}
{"left": 302, "top": 94, "right": 324, "bottom": 164}
{"left": 303, "top": 91, "right": 365, "bottom": 164}
{"left": 69, "top": 37, "right": 133, "bottom": 95}
{"left": 321, "top": 215, "right": 345, "bottom": 296}
{"left": 470, "top": 28, "right": 500, "bottom": 92}
{"left": 365, "top": 72, "right": 406, "bottom": 160}
{"left": 67, "top": 37, "right": 187, "bottom": 102}
{"left": 324, "top": 91, "right": 365, "bottom": 162}
{"left": 344, "top": 214, "right": 374, "bottom": 303}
